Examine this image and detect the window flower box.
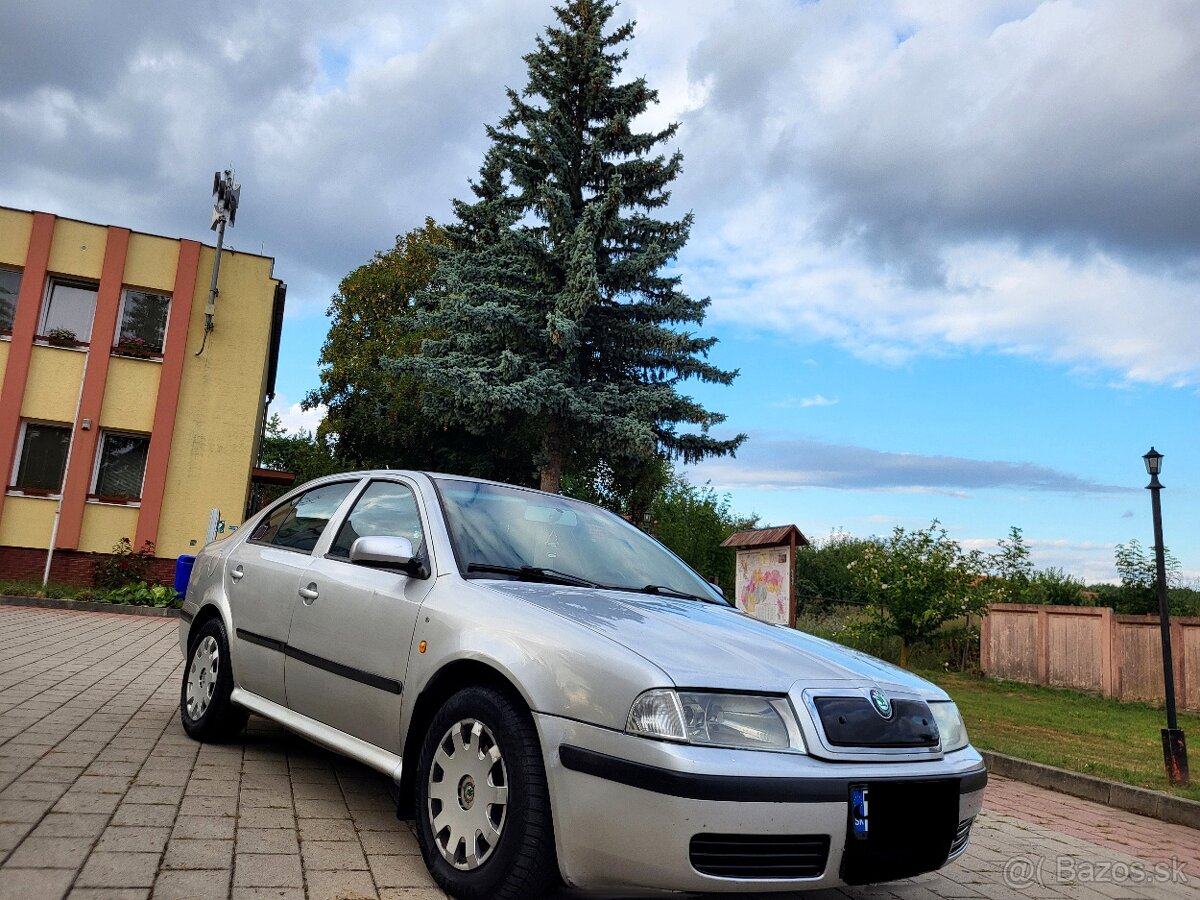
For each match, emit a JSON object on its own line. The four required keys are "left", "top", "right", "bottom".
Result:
{"left": 113, "top": 336, "right": 163, "bottom": 359}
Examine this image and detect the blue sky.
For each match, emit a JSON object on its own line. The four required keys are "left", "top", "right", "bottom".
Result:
{"left": 2, "top": 0, "right": 1197, "bottom": 583}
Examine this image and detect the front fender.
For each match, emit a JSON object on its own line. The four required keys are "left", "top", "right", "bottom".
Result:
{"left": 402, "top": 580, "right": 671, "bottom": 739}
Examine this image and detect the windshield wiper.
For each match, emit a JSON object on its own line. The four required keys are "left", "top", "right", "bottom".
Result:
{"left": 634, "top": 584, "right": 731, "bottom": 606}
{"left": 466, "top": 563, "right": 602, "bottom": 588}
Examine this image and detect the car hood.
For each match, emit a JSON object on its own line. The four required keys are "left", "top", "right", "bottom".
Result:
{"left": 478, "top": 580, "right": 947, "bottom": 698}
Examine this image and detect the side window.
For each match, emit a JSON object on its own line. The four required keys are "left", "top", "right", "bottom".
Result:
{"left": 115, "top": 288, "right": 171, "bottom": 356}
{"left": 249, "top": 481, "right": 356, "bottom": 553}
{"left": 41, "top": 279, "right": 98, "bottom": 343}
{"left": 329, "top": 481, "right": 425, "bottom": 561}
{"left": 0, "top": 268, "right": 20, "bottom": 333}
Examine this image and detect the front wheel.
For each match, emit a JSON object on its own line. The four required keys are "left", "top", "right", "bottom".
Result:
{"left": 414, "top": 686, "right": 557, "bottom": 899}
{"left": 180, "top": 617, "right": 247, "bottom": 741}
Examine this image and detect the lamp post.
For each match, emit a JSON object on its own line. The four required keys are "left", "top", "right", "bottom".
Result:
{"left": 1143, "top": 447, "right": 1189, "bottom": 786}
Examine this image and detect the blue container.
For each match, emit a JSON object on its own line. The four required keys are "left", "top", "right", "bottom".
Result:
{"left": 174, "top": 555, "right": 197, "bottom": 599}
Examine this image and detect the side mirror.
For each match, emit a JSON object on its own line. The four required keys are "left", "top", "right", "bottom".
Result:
{"left": 349, "top": 536, "right": 428, "bottom": 578}
{"left": 709, "top": 581, "right": 726, "bottom": 598}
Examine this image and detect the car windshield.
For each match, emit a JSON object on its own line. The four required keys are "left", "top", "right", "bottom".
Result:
{"left": 433, "top": 478, "right": 726, "bottom": 603}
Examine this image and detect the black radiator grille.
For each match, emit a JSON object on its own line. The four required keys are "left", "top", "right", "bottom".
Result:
{"left": 948, "top": 817, "right": 974, "bottom": 859}
{"left": 689, "top": 833, "right": 830, "bottom": 879}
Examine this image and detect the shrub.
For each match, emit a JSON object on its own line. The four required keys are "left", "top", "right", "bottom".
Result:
{"left": 102, "top": 581, "right": 179, "bottom": 608}
{"left": 94, "top": 538, "right": 156, "bottom": 589}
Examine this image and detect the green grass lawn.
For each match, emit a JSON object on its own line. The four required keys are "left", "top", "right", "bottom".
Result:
{"left": 924, "top": 669, "right": 1200, "bottom": 802}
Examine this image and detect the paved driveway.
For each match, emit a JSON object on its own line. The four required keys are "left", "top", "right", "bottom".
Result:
{"left": 0, "top": 607, "right": 1195, "bottom": 900}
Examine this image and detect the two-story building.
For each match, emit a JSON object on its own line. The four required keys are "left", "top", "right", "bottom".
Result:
{"left": 0, "top": 207, "right": 285, "bottom": 583}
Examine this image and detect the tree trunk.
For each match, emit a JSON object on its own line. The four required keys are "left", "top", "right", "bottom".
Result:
{"left": 899, "top": 639, "right": 909, "bottom": 669}
{"left": 539, "top": 420, "right": 566, "bottom": 494}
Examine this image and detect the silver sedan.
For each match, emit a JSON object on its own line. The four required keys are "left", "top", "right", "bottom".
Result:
{"left": 178, "top": 471, "right": 986, "bottom": 898}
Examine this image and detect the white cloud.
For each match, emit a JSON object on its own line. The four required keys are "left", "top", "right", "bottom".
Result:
{"left": 267, "top": 394, "right": 326, "bottom": 437}
{"left": 1, "top": 0, "right": 1198, "bottom": 385}
{"left": 691, "top": 434, "right": 1128, "bottom": 495}
{"left": 772, "top": 394, "right": 839, "bottom": 409}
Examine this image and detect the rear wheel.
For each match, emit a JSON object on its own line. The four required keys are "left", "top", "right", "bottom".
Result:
{"left": 414, "top": 686, "right": 557, "bottom": 899}
{"left": 180, "top": 617, "right": 247, "bottom": 741}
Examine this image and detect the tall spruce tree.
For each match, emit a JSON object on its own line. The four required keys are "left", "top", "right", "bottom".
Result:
{"left": 394, "top": 0, "right": 743, "bottom": 492}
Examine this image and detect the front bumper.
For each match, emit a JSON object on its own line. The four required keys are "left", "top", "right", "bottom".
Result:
{"left": 537, "top": 714, "right": 985, "bottom": 893}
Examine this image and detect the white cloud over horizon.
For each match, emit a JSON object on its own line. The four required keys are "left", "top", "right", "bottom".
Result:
{"left": 1, "top": 0, "right": 1197, "bottom": 387}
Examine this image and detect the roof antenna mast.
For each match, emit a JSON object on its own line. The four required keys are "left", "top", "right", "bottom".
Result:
{"left": 196, "top": 168, "right": 241, "bottom": 356}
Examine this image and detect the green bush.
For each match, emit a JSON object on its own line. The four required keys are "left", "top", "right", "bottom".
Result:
{"left": 94, "top": 538, "right": 156, "bottom": 589}
{"left": 101, "top": 581, "right": 179, "bottom": 608}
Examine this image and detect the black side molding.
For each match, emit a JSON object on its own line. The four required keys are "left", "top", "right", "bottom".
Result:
{"left": 559, "top": 745, "right": 987, "bottom": 803}
{"left": 234, "top": 628, "right": 401, "bottom": 695}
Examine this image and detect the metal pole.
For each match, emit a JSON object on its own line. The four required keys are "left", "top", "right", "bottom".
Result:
{"left": 1147, "top": 471, "right": 1189, "bottom": 785}
{"left": 43, "top": 352, "right": 92, "bottom": 586}
{"left": 195, "top": 215, "right": 226, "bottom": 356}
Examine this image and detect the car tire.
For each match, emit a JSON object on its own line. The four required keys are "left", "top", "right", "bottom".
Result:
{"left": 414, "top": 685, "right": 558, "bottom": 900}
{"left": 180, "top": 617, "right": 248, "bottom": 741}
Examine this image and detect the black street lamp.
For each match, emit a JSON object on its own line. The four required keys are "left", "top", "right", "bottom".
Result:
{"left": 1143, "top": 447, "right": 1189, "bottom": 786}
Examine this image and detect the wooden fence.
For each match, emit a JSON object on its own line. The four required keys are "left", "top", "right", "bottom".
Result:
{"left": 981, "top": 604, "right": 1200, "bottom": 711}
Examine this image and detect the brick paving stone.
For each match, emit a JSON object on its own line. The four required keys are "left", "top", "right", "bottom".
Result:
{"left": 237, "top": 828, "right": 300, "bottom": 855}
{"left": 68, "top": 889, "right": 152, "bottom": 899}
{"left": 367, "top": 854, "right": 438, "bottom": 890}
{"left": 4, "top": 835, "right": 95, "bottom": 869}
{"left": 0, "top": 867, "right": 75, "bottom": 900}
{"left": 113, "top": 803, "right": 179, "bottom": 828}
{"left": 304, "top": 870, "right": 379, "bottom": 900}
{"left": 301, "top": 839, "right": 369, "bottom": 871}
{"left": 296, "top": 818, "right": 358, "bottom": 843}
{"left": 77, "top": 852, "right": 161, "bottom": 889}
{"left": 151, "top": 869, "right": 230, "bottom": 899}
{"left": 233, "top": 853, "right": 303, "bottom": 888}
{"left": 27, "top": 812, "right": 111, "bottom": 838}
{"left": 161, "top": 838, "right": 234, "bottom": 871}
{"left": 95, "top": 827, "right": 173, "bottom": 854}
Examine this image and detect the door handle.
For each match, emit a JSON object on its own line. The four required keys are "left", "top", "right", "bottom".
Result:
{"left": 298, "top": 584, "right": 319, "bottom": 602}
{"left": 230, "top": 565, "right": 244, "bottom": 582}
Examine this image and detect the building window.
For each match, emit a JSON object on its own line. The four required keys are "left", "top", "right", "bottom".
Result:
{"left": 40, "top": 278, "right": 98, "bottom": 344}
{"left": 0, "top": 268, "right": 19, "bottom": 334}
{"left": 12, "top": 422, "right": 71, "bottom": 493}
{"left": 115, "top": 289, "right": 170, "bottom": 357}
{"left": 92, "top": 432, "right": 151, "bottom": 501}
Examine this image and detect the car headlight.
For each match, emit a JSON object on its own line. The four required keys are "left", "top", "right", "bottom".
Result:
{"left": 928, "top": 701, "right": 969, "bottom": 752}
{"left": 626, "top": 689, "right": 805, "bottom": 752}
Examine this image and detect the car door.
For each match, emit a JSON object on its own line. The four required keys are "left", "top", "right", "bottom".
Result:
{"left": 284, "top": 477, "right": 435, "bottom": 753}
{"left": 225, "top": 479, "right": 360, "bottom": 705}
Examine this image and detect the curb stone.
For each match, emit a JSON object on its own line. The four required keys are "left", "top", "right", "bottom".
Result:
{"left": 0, "top": 593, "right": 180, "bottom": 618}
{"left": 982, "top": 750, "right": 1200, "bottom": 830}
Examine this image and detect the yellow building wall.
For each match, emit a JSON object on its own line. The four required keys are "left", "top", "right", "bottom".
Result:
{"left": 21, "top": 346, "right": 85, "bottom": 423}
{"left": 46, "top": 220, "right": 107, "bottom": 282}
{"left": 79, "top": 504, "right": 140, "bottom": 556}
{"left": 0, "top": 341, "right": 8, "bottom": 392}
{"left": 99, "top": 357, "right": 160, "bottom": 434}
{"left": 123, "top": 233, "right": 179, "bottom": 293}
{"left": 0, "top": 209, "right": 32, "bottom": 267}
{"left": 0, "top": 208, "right": 279, "bottom": 563}
{"left": 0, "top": 496, "right": 56, "bottom": 549}
{"left": 155, "top": 248, "right": 277, "bottom": 557}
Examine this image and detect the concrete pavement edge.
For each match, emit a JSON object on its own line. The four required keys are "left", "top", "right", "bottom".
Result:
{"left": 981, "top": 749, "right": 1200, "bottom": 830}
{"left": 0, "top": 593, "right": 180, "bottom": 617}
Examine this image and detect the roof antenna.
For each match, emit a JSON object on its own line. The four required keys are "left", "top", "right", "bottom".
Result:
{"left": 196, "top": 168, "right": 241, "bottom": 356}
